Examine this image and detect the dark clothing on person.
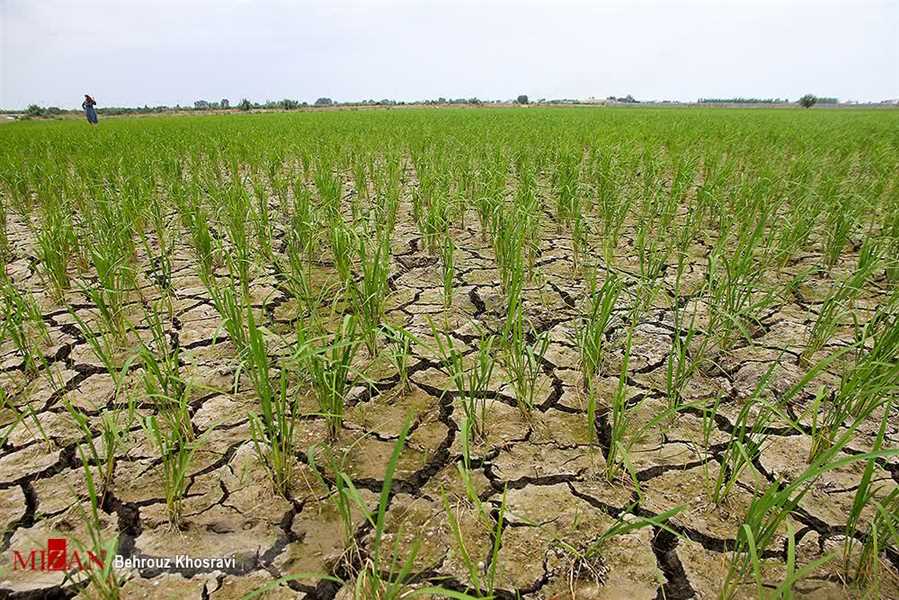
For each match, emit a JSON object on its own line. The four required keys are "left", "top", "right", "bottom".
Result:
{"left": 82, "top": 97, "right": 98, "bottom": 124}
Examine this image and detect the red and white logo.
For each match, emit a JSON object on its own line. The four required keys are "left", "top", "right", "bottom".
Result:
{"left": 11, "top": 538, "right": 105, "bottom": 572}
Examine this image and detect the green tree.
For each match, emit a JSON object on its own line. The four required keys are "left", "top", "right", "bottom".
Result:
{"left": 517, "top": 94, "right": 529, "bottom": 104}
{"left": 799, "top": 94, "right": 817, "bottom": 109}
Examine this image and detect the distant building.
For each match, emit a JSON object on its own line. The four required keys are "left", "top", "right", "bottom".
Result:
{"left": 194, "top": 100, "right": 209, "bottom": 109}
{"left": 221, "top": 99, "right": 230, "bottom": 109}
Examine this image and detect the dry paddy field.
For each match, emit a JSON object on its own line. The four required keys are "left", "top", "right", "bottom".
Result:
{"left": 0, "top": 107, "right": 897, "bottom": 599}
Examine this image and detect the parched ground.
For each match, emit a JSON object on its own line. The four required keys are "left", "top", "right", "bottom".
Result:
{"left": 1, "top": 154, "right": 898, "bottom": 600}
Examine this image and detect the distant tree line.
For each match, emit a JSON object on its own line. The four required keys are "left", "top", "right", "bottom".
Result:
{"left": 699, "top": 97, "right": 789, "bottom": 104}
{"left": 607, "top": 95, "right": 639, "bottom": 103}
{"left": 699, "top": 96, "right": 839, "bottom": 105}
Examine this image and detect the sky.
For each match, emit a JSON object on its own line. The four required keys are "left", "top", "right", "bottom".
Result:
{"left": 1, "top": 0, "right": 897, "bottom": 109}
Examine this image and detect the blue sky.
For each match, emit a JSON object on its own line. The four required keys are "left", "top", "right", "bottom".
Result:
{"left": 1, "top": 0, "right": 897, "bottom": 109}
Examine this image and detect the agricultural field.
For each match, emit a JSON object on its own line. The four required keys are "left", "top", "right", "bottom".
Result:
{"left": 0, "top": 107, "right": 897, "bottom": 600}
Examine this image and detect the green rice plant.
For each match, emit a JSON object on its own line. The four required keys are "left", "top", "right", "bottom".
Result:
{"left": 250, "top": 173, "right": 274, "bottom": 261}
{"left": 768, "top": 523, "right": 834, "bottom": 599}
{"left": 803, "top": 343, "right": 872, "bottom": 461}
{"left": 0, "top": 193, "right": 9, "bottom": 265}
{"left": 443, "top": 487, "right": 507, "bottom": 598}
{"left": 634, "top": 212, "right": 669, "bottom": 299}
{"left": 309, "top": 417, "right": 469, "bottom": 599}
{"left": 82, "top": 247, "right": 135, "bottom": 344}
{"left": 442, "top": 232, "right": 455, "bottom": 309}
{"left": 552, "top": 150, "right": 581, "bottom": 230}
{"left": 138, "top": 300, "right": 191, "bottom": 441}
{"left": 503, "top": 311, "right": 550, "bottom": 414}
{"left": 383, "top": 324, "right": 415, "bottom": 392}
{"left": 843, "top": 311, "right": 898, "bottom": 418}
{"left": 245, "top": 306, "right": 299, "bottom": 496}
{"left": 710, "top": 395, "right": 778, "bottom": 506}
{"left": 66, "top": 401, "right": 133, "bottom": 506}
{"left": 296, "top": 314, "right": 360, "bottom": 441}
{"left": 720, "top": 419, "right": 899, "bottom": 599}
{"left": 885, "top": 203, "right": 899, "bottom": 282}
{"left": 136, "top": 196, "right": 174, "bottom": 296}
{"left": 805, "top": 310, "right": 897, "bottom": 460}
{"left": 474, "top": 160, "right": 505, "bottom": 242}
{"left": 35, "top": 194, "right": 78, "bottom": 298}
{"left": 493, "top": 204, "right": 526, "bottom": 297}
{"left": 69, "top": 444, "right": 124, "bottom": 599}
{"left": 206, "top": 276, "right": 250, "bottom": 355}
{"left": 712, "top": 352, "right": 839, "bottom": 504}
{"left": 182, "top": 200, "right": 217, "bottom": 286}
{"left": 313, "top": 159, "right": 344, "bottom": 220}
{"left": 553, "top": 504, "right": 683, "bottom": 591}
{"left": 142, "top": 413, "right": 198, "bottom": 528}
{"left": 852, "top": 489, "right": 899, "bottom": 596}
{"left": 802, "top": 248, "right": 882, "bottom": 364}
{"left": 665, "top": 300, "right": 704, "bottom": 410}
{"left": 823, "top": 192, "right": 857, "bottom": 267}
{"left": 773, "top": 179, "right": 823, "bottom": 269}
{"left": 605, "top": 321, "right": 635, "bottom": 480}
{"left": 350, "top": 228, "right": 392, "bottom": 353}
{"left": 330, "top": 217, "right": 356, "bottom": 288}
{"left": 0, "top": 278, "right": 51, "bottom": 373}
{"left": 0, "top": 388, "right": 23, "bottom": 447}
{"left": 842, "top": 401, "right": 891, "bottom": 575}
{"left": 578, "top": 271, "right": 621, "bottom": 389}
{"left": 705, "top": 226, "right": 775, "bottom": 349}
{"left": 413, "top": 162, "right": 451, "bottom": 254}
{"left": 570, "top": 209, "right": 588, "bottom": 274}
{"left": 432, "top": 323, "right": 496, "bottom": 441}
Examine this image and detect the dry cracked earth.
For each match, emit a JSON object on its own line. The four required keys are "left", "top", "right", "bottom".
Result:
{"left": 1, "top": 178, "right": 898, "bottom": 600}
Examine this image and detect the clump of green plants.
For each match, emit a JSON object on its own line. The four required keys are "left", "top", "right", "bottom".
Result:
{"left": 296, "top": 314, "right": 360, "bottom": 440}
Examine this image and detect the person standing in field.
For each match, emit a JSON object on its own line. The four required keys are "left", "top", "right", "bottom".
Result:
{"left": 82, "top": 94, "right": 98, "bottom": 125}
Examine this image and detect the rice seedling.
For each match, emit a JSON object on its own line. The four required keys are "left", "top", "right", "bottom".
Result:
{"left": 852, "top": 489, "right": 899, "bottom": 597}
{"left": 69, "top": 444, "right": 124, "bottom": 599}
{"left": 503, "top": 310, "right": 550, "bottom": 414}
{"left": 34, "top": 194, "right": 78, "bottom": 299}
{"left": 206, "top": 275, "right": 250, "bottom": 355}
{"left": 142, "top": 413, "right": 199, "bottom": 527}
{"left": 802, "top": 247, "right": 882, "bottom": 364}
{"left": 443, "top": 487, "right": 507, "bottom": 598}
{"left": 842, "top": 401, "right": 891, "bottom": 574}
{"left": 245, "top": 306, "right": 299, "bottom": 496}
{"left": 296, "top": 314, "right": 360, "bottom": 440}
{"left": 578, "top": 270, "right": 621, "bottom": 390}
{"left": 442, "top": 232, "right": 455, "bottom": 309}
{"left": 433, "top": 324, "right": 497, "bottom": 441}
{"left": 553, "top": 504, "right": 684, "bottom": 593}
{"left": 604, "top": 320, "right": 635, "bottom": 480}
{"left": 0, "top": 278, "right": 51, "bottom": 373}
{"left": 309, "top": 416, "right": 470, "bottom": 599}
{"left": 138, "top": 300, "right": 192, "bottom": 440}
{"left": 383, "top": 323, "right": 415, "bottom": 392}
{"left": 350, "top": 227, "right": 392, "bottom": 353}
{"left": 807, "top": 322, "right": 897, "bottom": 460}
{"left": 250, "top": 173, "right": 274, "bottom": 261}
{"left": 65, "top": 401, "right": 133, "bottom": 505}
{"left": 0, "top": 194, "right": 9, "bottom": 266}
